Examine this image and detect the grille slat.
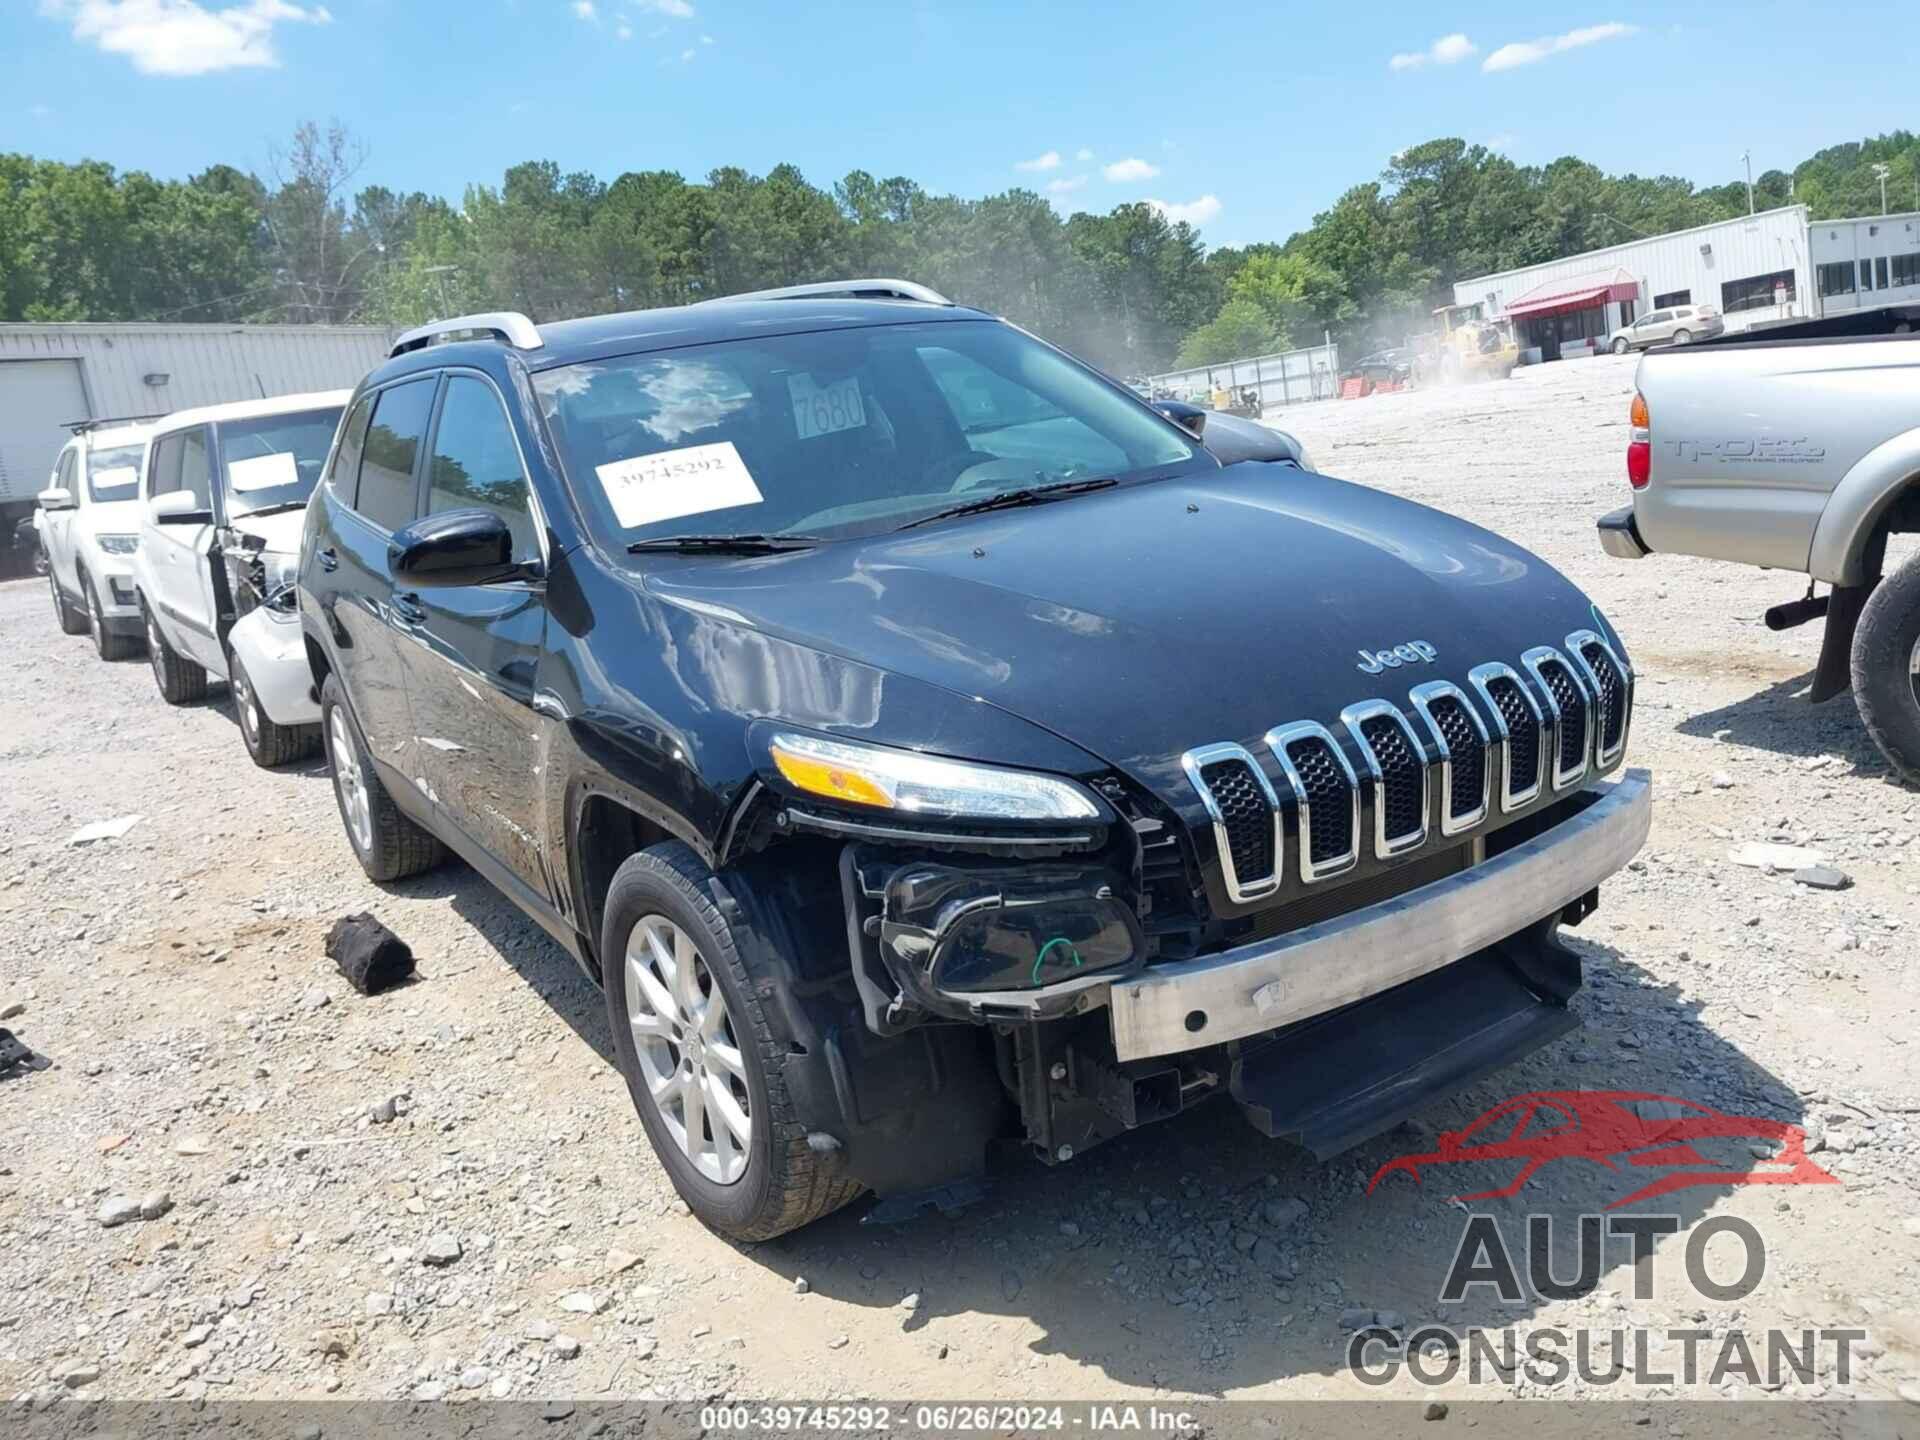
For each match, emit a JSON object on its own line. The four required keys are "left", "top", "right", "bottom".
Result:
{"left": 1356, "top": 712, "right": 1426, "bottom": 845}
{"left": 1484, "top": 675, "right": 1541, "bottom": 804}
{"left": 1536, "top": 658, "right": 1588, "bottom": 780}
{"left": 1198, "top": 758, "right": 1276, "bottom": 885}
{"left": 1286, "top": 736, "right": 1354, "bottom": 867}
{"left": 1580, "top": 641, "right": 1628, "bottom": 755}
{"left": 1426, "top": 694, "right": 1486, "bottom": 821}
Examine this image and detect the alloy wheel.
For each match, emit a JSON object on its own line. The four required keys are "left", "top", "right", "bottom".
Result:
{"left": 623, "top": 915, "right": 753, "bottom": 1185}
{"left": 146, "top": 613, "right": 167, "bottom": 688}
{"left": 328, "top": 708, "right": 373, "bottom": 854}
{"left": 233, "top": 660, "right": 259, "bottom": 747}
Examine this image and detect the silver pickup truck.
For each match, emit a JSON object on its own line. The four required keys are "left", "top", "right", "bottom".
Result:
{"left": 1597, "top": 327, "right": 1920, "bottom": 781}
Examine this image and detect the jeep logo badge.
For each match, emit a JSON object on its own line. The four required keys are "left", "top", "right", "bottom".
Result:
{"left": 1356, "top": 640, "right": 1438, "bottom": 675}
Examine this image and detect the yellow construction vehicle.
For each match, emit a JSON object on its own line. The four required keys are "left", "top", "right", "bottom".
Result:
{"left": 1413, "top": 302, "right": 1518, "bottom": 385}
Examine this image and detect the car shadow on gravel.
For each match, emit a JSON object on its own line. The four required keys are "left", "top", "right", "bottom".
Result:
{"left": 1675, "top": 669, "right": 1894, "bottom": 776}
{"left": 739, "top": 931, "right": 1828, "bottom": 1395}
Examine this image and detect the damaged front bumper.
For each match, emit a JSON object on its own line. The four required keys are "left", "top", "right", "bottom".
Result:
{"left": 227, "top": 603, "right": 321, "bottom": 727}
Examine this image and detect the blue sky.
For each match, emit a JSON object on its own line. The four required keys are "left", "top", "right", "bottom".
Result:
{"left": 5, "top": 1, "right": 1906, "bottom": 248}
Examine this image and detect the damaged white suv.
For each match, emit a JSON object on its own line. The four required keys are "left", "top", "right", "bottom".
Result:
{"left": 132, "top": 392, "right": 349, "bottom": 767}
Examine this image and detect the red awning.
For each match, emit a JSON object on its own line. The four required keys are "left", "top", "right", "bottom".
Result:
{"left": 1502, "top": 268, "right": 1639, "bottom": 320}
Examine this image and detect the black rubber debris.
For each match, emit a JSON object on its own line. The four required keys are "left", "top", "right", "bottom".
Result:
{"left": 0, "top": 1028, "right": 50, "bottom": 1078}
{"left": 326, "top": 912, "right": 416, "bottom": 995}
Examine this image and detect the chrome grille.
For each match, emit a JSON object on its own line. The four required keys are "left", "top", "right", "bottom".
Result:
{"left": 1180, "top": 743, "right": 1282, "bottom": 903}
{"left": 1568, "top": 629, "right": 1631, "bottom": 767}
{"left": 1410, "top": 681, "right": 1490, "bottom": 834}
{"left": 1342, "top": 702, "right": 1429, "bottom": 857}
{"left": 1266, "top": 721, "right": 1359, "bottom": 882}
{"left": 1523, "top": 646, "right": 1591, "bottom": 790}
{"left": 1469, "top": 663, "right": 1545, "bottom": 811}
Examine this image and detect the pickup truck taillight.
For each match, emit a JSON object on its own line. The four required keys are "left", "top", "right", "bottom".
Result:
{"left": 1627, "top": 392, "right": 1650, "bottom": 489}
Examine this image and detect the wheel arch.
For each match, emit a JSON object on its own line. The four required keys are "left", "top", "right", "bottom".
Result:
{"left": 571, "top": 790, "right": 679, "bottom": 982}
{"left": 1809, "top": 428, "right": 1920, "bottom": 585}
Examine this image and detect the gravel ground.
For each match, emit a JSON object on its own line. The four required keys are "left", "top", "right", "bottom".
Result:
{"left": 2, "top": 353, "right": 1917, "bottom": 1411}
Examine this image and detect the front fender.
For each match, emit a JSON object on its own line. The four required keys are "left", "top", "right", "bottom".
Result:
{"left": 1808, "top": 425, "right": 1920, "bottom": 584}
{"left": 228, "top": 606, "right": 322, "bottom": 726}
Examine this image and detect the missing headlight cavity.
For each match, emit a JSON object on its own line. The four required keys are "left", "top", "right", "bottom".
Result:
{"left": 845, "top": 848, "right": 1147, "bottom": 1028}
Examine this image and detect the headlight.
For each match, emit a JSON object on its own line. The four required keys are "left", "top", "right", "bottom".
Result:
{"left": 766, "top": 731, "right": 1102, "bottom": 822}
{"left": 96, "top": 533, "right": 139, "bottom": 556}
{"left": 260, "top": 550, "right": 299, "bottom": 595}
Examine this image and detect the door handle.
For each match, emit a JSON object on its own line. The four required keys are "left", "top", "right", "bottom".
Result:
{"left": 392, "top": 590, "right": 427, "bottom": 624}
{"left": 317, "top": 547, "right": 338, "bottom": 572}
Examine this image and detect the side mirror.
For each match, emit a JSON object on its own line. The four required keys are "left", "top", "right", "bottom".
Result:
{"left": 390, "top": 509, "right": 533, "bottom": 589}
{"left": 1151, "top": 399, "right": 1208, "bottom": 438}
{"left": 37, "top": 487, "right": 75, "bottom": 511}
{"left": 150, "top": 491, "right": 208, "bottom": 524}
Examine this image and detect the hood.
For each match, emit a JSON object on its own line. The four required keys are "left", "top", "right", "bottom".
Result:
{"left": 225, "top": 507, "right": 305, "bottom": 554}
{"left": 641, "top": 465, "right": 1610, "bottom": 808}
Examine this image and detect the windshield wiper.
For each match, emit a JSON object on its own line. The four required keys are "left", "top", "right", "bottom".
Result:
{"left": 897, "top": 476, "right": 1118, "bottom": 530}
{"left": 237, "top": 499, "right": 310, "bottom": 518}
{"left": 627, "top": 532, "right": 823, "bottom": 554}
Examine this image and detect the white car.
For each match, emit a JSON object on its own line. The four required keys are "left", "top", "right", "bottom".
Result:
{"left": 132, "top": 391, "right": 351, "bottom": 767}
{"left": 38, "top": 420, "right": 157, "bottom": 660}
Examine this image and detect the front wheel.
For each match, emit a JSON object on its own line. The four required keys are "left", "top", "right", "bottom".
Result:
{"left": 231, "top": 648, "right": 319, "bottom": 768}
{"left": 50, "top": 569, "right": 88, "bottom": 636}
{"left": 602, "top": 843, "right": 861, "bottom": 1240}
{"left": 85, "top": 575, "right": 137, "bottom": 661}
{"left": 319, "top": 673, "right": 444, "bottom": 880}
{"left": 145, "top": 605, "right": 209, "bottom": 703}
{"left": 1612, "top": 337, "right": 1630, "bottom": 356}
{"left": 1852, "top": 551, "right": 1920, "bottom": 785}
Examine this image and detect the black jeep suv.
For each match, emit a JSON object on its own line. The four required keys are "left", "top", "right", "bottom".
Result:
{"left": 298, "top": 279, "right": 1650, "bottom": 1239}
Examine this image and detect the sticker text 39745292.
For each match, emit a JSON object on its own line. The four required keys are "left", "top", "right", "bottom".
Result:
{"left": 593, "top": 441, "right": 765, "bottom": 531}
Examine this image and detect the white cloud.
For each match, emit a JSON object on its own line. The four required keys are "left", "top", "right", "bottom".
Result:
{"left": 699, "top": 32, "right": 713, "bottom": 43}
{"left": 42, "top": 0, "right": 331, "bottom": 76}
{"left": 1103, "top": 156, "right": 1159, "bottom": 182}
{"left": 1146, "top": 194, "right": 1221, "bottom": 226}
{"left": 678, "top": 46, "right": 695, "bottom": 61}
{"left": 1483, "top": 21, "right": 1635, "bottom": 71}
{"left": 1075, "top": 147, "right": 1094, "bottom": 161}
{"left": 1388, "top": 31, "right": 1475, "bottom": 70}
{"left": 1014, "top": 149, "right": 1062, "bottom": 173}
{"left": 615, "top": 19, "right": 632, "bottom": 38}
{"left": 1046, "top": 175, "right": 1087, "bottom": 194}
{"left": 1485, "top": 133, "right": 1516, "bottom": 152}
{"left": 570, "top": 0, "right": 594, "bottom": 19}
{"left": 635, "top": 0, "right": 694, "bottom": 16}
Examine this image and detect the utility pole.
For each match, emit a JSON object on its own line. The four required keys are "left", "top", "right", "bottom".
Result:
{"left": 1872, "top": 163, "right": 1891, "bottom": 215}
{"left": 1741, "top": 150, "right": 1754, "bottom": 215}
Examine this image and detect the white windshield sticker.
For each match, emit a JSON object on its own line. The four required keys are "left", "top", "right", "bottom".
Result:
{"left": 228, "top": 452, "right": 299, "bottom": 492}
{"left": 787, "top": 373, "right": 866, "bottom": 440}
{"left": 594, "top": 441, "right": 764, "bottom": 530}
{"left": 89, "top": 466, "right": 139, "bottom": 491}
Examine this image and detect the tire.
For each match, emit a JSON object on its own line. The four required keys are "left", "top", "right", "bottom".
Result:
{"left": 1672, "top": 329, "right": 1692, "bottom": 346}
{"left": 319, "top": 672, "right": 444, "bottom": 881}
{"left": 602, "top": 842, "right": 862, "bottom": 1240}
{"left": 230, "top": 647, "right": 319, "bottom": 768}
{"left": 1851, "top": 550, "right": 1920, "bottom": 785}
{"left": 144, "top": 603, "right": 209, "bottom": 704}
{"left": 83, "top": 573, "right": 137, "bottom": 661}
{"left": 1612, "top": 337, "right": 1630, "bottom": 356}
{"left": 50, "top": 568, "right": 88, "bottom": 636}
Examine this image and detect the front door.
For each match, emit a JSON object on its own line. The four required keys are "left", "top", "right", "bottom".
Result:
{"left": 143, "top": 425, "right": 223, "bottom": 669}
{"left": 44, "top": 447, "right": 81, "bottom": 591}
{"left": 402, "top": 373, "right": 553, "bottom": 905}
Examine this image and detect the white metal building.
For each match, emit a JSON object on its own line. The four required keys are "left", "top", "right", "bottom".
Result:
{"left": 1453, "top": 206, "right": 1813, "bottom": 360}
{"left": 1810, "top": 211, "right": 1920, "bottom": 316}
{"left": 0, "top": 322, "right": 390, "bottom": 511}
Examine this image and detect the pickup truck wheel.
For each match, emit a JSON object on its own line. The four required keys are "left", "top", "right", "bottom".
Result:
{"left": 602, "top": 842, "right": 862, "bottom": 1240}
{"left": 145, "top": 605, "right": 209, "bottom": 704}
{"left": 1612, "top": 337, "right": 1630, "bottom": 356}
{"left": 84, "top": 575, "right": 136, "bottom": 661}
{"left": 319, "top": 673, "right": 445, "bottom": 880}
{"left": 1852, "top": 551, "right": 1920, "bottom": 784}
{"left": 50, "top": 569, "right": 88, "bottom": 636}
{"left": 230, "top": 649, "right": 319, "bottom": 768}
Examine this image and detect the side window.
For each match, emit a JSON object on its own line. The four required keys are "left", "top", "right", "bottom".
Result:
{"left": 1641, "top": 311, "right": 1671, "bottom": 328}
{"left": 178, "top": 429, "right": 212, "bottom": 510}
{"left": 147, "top": 434, "right": 183, "bottom": 498}
{"left": 427, "top": 376, "right": 538, "bottom": 561}
{"left": 328, "top": 397, "right": 373, "bottom": 498}
{"left": 354, "top": 379, "right": 436, "bottom": 533}
{"left": 55, "top": 449, "right": 77, "bottom": 496}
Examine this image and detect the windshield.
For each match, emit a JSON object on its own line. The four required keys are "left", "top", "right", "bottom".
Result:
{"left": 85, "top": 444, "right": 145, "bottom": 503}
{"left": 217, "top": 408, "right": 343, "bottom": 519}
{"left": 531, "top": 319, "right": 1207, "bottom": 548}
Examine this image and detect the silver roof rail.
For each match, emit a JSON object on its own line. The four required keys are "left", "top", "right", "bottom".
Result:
{"left": 390, "top": 312, "right": 545, "bottom": 358}
{"left": 702, "top": 278, "right": 953, "bottom": 307}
